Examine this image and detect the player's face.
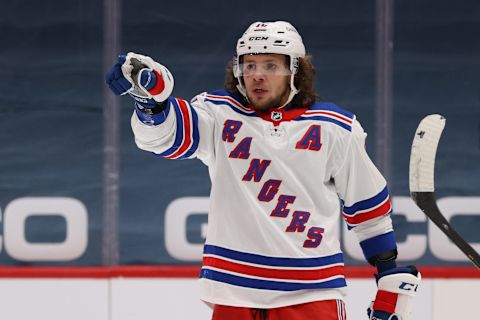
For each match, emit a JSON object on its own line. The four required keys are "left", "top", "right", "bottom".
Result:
{"left": 241, "top": 54, "right": 291, "bottom": 111}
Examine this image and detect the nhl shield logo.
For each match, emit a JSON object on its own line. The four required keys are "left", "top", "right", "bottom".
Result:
{"left": 271, "top": 111, "right": 283, "bottom": 121}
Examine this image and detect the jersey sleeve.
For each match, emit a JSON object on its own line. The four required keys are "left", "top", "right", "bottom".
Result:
{"left": 332, "top": 118, "right": 397, "bottom": 262}
{"left": 130, "top": 92, "right": 215, "bottom": 166}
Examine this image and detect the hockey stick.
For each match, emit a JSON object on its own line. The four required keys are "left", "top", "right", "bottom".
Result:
{"left": 409, "top": 114, "right": 480, "bottom": 269}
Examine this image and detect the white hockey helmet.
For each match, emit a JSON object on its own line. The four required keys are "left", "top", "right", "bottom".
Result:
{"left": 233, "top": 21, "right": 306, "bottom": 107}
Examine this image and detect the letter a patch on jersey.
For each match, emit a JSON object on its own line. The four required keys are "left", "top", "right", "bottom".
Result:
{"left": 295, "top": 124, "right": 322, "bottom": 151}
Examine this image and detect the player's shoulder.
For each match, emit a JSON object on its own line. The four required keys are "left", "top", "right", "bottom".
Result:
{"left": 303, "top": 101, "right": 356, "bottom": 132}
{"left": 193, "top": 89, "right": 254, "bottom": 116}
{"left": 193, "top": 89, "right": 241, "bottom": 105}
{"left": 203, "top": 90, "right": 244, "bottom": 104}
{"left": 310, "top": 101, "right": 354, "bottom": 118}
{"left": 205, "top": 89, "right": 236, "bottom": 98}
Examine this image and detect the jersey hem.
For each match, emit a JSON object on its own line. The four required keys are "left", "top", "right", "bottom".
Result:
{"left": 199, "top": 288, "right": 346, "bottom": 309}
{"left": 200, "top": 279, "right": 347, "bottom": 309}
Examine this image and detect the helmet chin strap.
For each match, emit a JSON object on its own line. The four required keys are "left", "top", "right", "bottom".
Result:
{"left": 279, "top": 75, "right": 299, "bottom": 108}
{"left": 236, "top": 82, "right": 249, "bottom": 103}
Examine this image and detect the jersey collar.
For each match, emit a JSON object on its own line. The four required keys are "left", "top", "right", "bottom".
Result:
{"left": 253, "top": 106, "right": 308, "bottom": 126}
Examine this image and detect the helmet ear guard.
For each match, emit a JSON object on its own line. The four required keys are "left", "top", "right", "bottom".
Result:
{"left": 233, "top": 21, "right": 306, "bottom": 108}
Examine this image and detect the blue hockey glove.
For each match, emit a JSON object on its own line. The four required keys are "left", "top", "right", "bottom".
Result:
{"left": 104, "top": 52, "right": 174, "bottom": 108}
{"left": 105, "top": 55, "right": 132, "bottom": 96}
{"left": 367, "top": 266, "right": 421, "bottom": 320}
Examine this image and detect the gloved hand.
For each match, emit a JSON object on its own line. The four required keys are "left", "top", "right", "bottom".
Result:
{"left": 367, "top": 266, "right": 421, "bottom": 320}
{"left": 104, "top": 52, "right": 174, "bottom": 108}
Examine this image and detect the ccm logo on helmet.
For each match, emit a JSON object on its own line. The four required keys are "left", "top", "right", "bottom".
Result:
{"left": 249, "top": 36, "right": 269, "bottom": 41}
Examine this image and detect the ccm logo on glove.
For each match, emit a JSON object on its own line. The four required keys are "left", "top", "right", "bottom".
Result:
{"left": 399, "top": 282, "right": 418, "bottom": 291}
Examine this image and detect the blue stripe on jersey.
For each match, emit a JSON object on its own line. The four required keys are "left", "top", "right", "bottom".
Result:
{"left": 204, "top": 97, "right": 256, "bottom": 117}
{"left": 203, "top": 244, "right": 344, "bottom": 268}
{"left": 342, "top": 186, "right": 389, "bottom": 215}
{"left": 295, "top": 115, "right": 352, "bottom": 131}
{"left": 208, "top": 89, "right": 243, "bottom": 100}
{"left": 156, "top": 98, "right": 185, "bottom": 158}
{"left": 310, "top": 102, "right": 354, "bottom": 119}
{"left": 200, "top": 268, "right": 347, "bottom": 291}
{"left": 296, "top": 102, "right": 354, "bottom": 131}
{"left": 204, "top": 90, "right": 256, "bottom": 117}
{"left": 176, "top": 103, "right": 199, "bottom": 159}
{"left": 360, "top": 231, "right": 397, "bottom": 260}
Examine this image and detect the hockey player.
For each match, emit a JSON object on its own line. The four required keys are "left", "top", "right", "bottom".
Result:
{"left": 105, "top": 21, "right": 421, "bottom": 320}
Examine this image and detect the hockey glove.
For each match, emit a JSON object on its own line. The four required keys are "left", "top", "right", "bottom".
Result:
{"left": 104, "top": 52, "right": 174, "bottom": 108}
{"left": 367, "top": 266, "right": 421, "bottom": 320}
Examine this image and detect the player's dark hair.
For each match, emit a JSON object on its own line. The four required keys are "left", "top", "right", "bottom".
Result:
{"left": 224, "top": 54, "right": 322, "bottom": 108}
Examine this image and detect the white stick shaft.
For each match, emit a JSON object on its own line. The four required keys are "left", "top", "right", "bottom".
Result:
{"left": 409, "top": 114, "right": 446, "bottom": 193}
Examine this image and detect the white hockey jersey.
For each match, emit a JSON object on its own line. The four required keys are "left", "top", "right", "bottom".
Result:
{"left": 131, "top": 90, "right": 396, "bottom": 308}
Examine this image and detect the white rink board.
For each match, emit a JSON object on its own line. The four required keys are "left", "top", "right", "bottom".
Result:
{"left": 0, "top": 279, "right": 109, "bottom": 320}
{"left": 111, "top": 278, "right": 212, "bottom": 320}
{"left": 432, "top": 279, "right": 480, "bottom": 319}
{"left": 0, "top": 278, "right": 478, "bottom": 320}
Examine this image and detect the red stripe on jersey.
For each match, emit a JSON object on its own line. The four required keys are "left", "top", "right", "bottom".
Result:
{"left": 202, "top": 256, "right": 345, "bottom": 281}
{"left": 207, "top": 94, "right": 251, "bottom": 112}
{"left": 342, "top": 199, "right": 392, "bottom": 225}
{"left": 306, "top": 110, "right": 353, "bottom": 124}
{"left": 147, "top": 70, "right": 165, "bottom": 95}
{"left": 373, "top": 290, "right": 398, "bottom": 313}
{"left": 165, "top": 99, "right": 192, "bottom": 159}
